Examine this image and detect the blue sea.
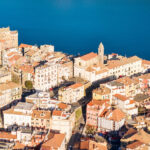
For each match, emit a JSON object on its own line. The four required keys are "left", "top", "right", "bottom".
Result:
{"left": 0, "top": 0, "right": 150, "bottom": 59}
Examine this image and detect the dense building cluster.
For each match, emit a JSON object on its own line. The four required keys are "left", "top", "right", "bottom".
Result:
{"left": 0, "top": 27, "right": 150, "bottom": 149}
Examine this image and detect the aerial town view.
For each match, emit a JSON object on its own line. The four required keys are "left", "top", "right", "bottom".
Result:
{"left": 0, "top": 1, "right": 150, "bottom": 150}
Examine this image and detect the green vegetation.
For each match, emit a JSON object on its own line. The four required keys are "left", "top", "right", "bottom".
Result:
{"left": 138, "top": 106, "right": 147, "bottom": 115}
{"left": 85, "top": 125, "right": 96, "bottom": 135}
{"left": 75, "top": 107, "right": 82, "bottom": 121}
{"left": 25, "top": 80, "right": 33, "bottom": 90}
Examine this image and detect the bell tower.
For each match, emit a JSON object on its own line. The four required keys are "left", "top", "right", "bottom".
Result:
{"left": 98, "top": 42, "right": 104, "bottom": 64}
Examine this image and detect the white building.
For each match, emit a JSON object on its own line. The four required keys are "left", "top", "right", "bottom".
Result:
{"left": 74, "top": 52, "right": 143, "bottom": 83}
{"left": 0, "top": 81, "right": 22, "bottom": 109}
{"left": 26, "top": 91, "right": 60, "bottom": 109}
{"left": 58, "top": 83, "right": 85, "bottom": 103}
{"left": 34, "top": 62, "right": 58, "bottom": 91}
{"left": 107, "top": 56, "right": 142, "bottom": 78}
{"left": 3, "top": 102, "right": 34, "bottom": 128}
{"left": 113, "top": 94, "right": 138, "bottom": 117}
{"left": 50, "top": 110, "right": 75, "bottom": 142}
{"left": 98, "top": 108, "right": 125, "bottom": 132}
{"left": 34, "top": 54, "right": 73, "bottom": 91}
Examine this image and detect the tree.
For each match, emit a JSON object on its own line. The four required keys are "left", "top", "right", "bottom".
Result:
{"left": 85, "top": 125, "right": 95, "bottom": 135}
{"left": 25, "top": 80, "right": 33, "bottom": 90}
{"left": 138, "top": 106, "right": 147, "bottom": 115}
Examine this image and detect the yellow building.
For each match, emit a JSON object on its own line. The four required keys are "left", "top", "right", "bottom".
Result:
{"left": 117, "top": 77, "right": 140, "bottom": 97}
{"left": 92, "top": 85, "right": 111, "bottom": 100}
{"left": 0, "top": 67, "right": 11, "bottom": 84}
{"left": 0, "top": 81, "right": 22, "bottom": 109}
{"left": 31, "top": 110, "right": 51, "bottom": 129}
{"left": 58, "top": 83, "right": 85, "bottom": 104}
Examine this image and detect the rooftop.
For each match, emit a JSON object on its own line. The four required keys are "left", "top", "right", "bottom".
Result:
{"left": 93, "top": 86, "right": 111, "bottom": 95}
{"left": 80, "top": 52, "right": 98, "bottom": 61}
{"left": 14, "top": 102, "right": 34, "bottom": 111}
{"left": 126, "top": 141, "right": 144, "bottom": 149}
{"left": 113, "top": 94, "right": 128, "bottom": 101}
{"left": 41, "top": 133, "right": 65, "bottom": 149}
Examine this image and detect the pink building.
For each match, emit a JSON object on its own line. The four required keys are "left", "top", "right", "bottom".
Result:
{"left": 138, "top": 73, "right": 150, "bottom": 90}
{"left": 86, "top": 99, "right": 110, "bottom": 128}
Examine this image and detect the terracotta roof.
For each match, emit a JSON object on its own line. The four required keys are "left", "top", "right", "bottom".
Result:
{"left": 41, "top": 133, "right": 65, "bottom": 149}
{"left": 32, "top": 110, "right": 51, "bottom": 120}
{"left": 80, "top": 140, "right": 89, "bottom": 149}
{"left": 126, "top": 141, "right": 144, "bottom": 149}
{"left": 93, "top": 86, "right": 111, "bottom": 95}
{"left": 111, "top": 53, "right": 118, "bottom": 56}
{"left": 58, "top": 103, "right": 68, "bottom": 110}
{"left": 117, "top": 76, "right": 139, "bottom": 86}
{"left": 0, "top": 132, "right": 17, "bottom": 140}
{"left": 7, "top": 52, "right": 19, "bottom": 57}
{"left": 8, "top": 55, "right": 21, "bottom": 62}
{"left": 113, "top": 94, "right": 128, "bottom": 101}
{"left": 127, "top": 129, "right": 150, "bottom": 144}
{"left": 52, "top": 110, "right": 62, "bottom": 116}
{"left": 123, "top": 128, "right": 137, "bottom": 139}
{"left": 68, "top": 83, "right": 83, "bottom": 89}
{"left": 80, "top": 52, "right": 98, "bottom": 61}
{"left": 13, "top": 142, "right": 25, "bottom": 150}
{"left": 107, "top": 56, "right": 141, "bottom": 69}
{"left": 142, "top": 60, "right": 150, "bottom": 65}
{"left": 109, "top": 108, "right": 125, "bottom": 121}
{"left": 26, "top": 49, "right": 37, "bottom": 56}
{"left": 88, "top": 99, "right": 109, "bottom": 107}
{"left": 80, "top": 140, "right": 107, "bottom": 150}
{"left": 129, "top": 100, "right": 136, "bottom": 104}
{"left": 19, "top": 64, "right": 34, "bottom": 74}
{"left": 19, "top": 43, "right": 33, "bottom": 48}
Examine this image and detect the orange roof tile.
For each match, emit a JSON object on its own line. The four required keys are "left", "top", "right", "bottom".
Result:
{"left": 129, "top": 100, "right": 136, "bottom": 104}
{"left": 7, "top": 52, "right": 19, "bottom": 57}
{"left": 19, "top": 64, "right": 34, "bottom": 74}
{"left": 0, "top": 132, "right": 17, "bottom": 140}
{"left": 32, "top": 110, "right": 51, "bottom": 120}
{"left": 52, "top": 110, "right": 62, "bottom": 116}
{"left": 58, "top": 103, "right": 68, "bottom": 110}
{"left": 88, "top": 99, "right": 109, "bottom": 107}
{"left": 13, "top": 142, "right": 25, "bottom": 149}
{"left": 80, "top": 52, "right": 98, "bottom": 61}
{"left": 19, "top": 43, "right": 33, "bottom": 48}
{"left": 142, "top": 60, "right": 150, "bottom": 65}
{"left": 68, "top": 83, "right": 83, "bottom": 89}
{"left": 8, "top": 55, "right": 21, "bottom": 62}
{"left": 109, "top": 108, "right": 125, "bottom": 121}
{"left": 42, "top": 133, "right": 65, "bottom": 149}
{"left": 113, "top": 94, "right": 128, "bottom": 101}
{"left": 107, "top": 56, "right": 141, "bottom": 69}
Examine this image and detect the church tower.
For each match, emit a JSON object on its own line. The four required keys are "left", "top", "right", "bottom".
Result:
{"left": 98, "top": 42, "right": 104, "bottom": 64}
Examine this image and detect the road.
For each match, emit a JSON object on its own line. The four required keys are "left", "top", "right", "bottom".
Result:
{"left": 67, "top": 117, "right": 85, "bottom": 150}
